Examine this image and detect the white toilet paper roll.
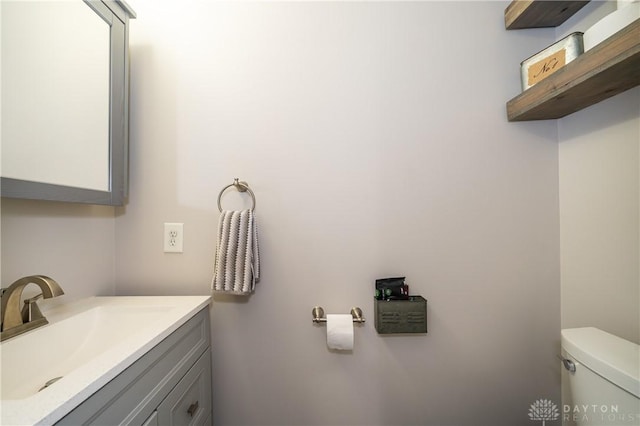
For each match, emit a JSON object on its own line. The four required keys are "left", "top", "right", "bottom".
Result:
{"left": 326, "top": 314, "right": 354, "bottom": 350}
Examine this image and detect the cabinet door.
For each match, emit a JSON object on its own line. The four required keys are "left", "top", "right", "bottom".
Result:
{"left": 157, "top": 351, "right": 212, "bottom": 425}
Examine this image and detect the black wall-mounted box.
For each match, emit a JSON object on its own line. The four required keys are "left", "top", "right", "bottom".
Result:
{"left": 374, "top": 296, "right": 427, "bottom": 334}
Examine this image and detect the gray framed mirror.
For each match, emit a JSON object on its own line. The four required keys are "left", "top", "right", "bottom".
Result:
{"left": 1, "top": 0, "right": 135, "bottom": 206}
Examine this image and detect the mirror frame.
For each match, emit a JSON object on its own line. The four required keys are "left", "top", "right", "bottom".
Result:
{"left": 0, "top": 0, "right": 135, "bottom": 206}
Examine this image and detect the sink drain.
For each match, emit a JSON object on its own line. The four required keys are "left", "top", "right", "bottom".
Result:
{"left": 38, "top": 376, "right": 63, "bottom": 392}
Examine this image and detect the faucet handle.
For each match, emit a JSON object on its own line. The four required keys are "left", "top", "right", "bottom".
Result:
{"left": 21, "top": 293, "right": 45, "bottom": 323}
{"left": 24, "top": 294, "right": 44, "bottom": 304}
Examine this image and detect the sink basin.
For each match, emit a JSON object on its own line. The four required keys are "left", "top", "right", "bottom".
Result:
{"left": 0, "top": 296, "right": 211, "bottom": 425}
{"left": 2, "top": 304, "right": 172, "bottom": 399}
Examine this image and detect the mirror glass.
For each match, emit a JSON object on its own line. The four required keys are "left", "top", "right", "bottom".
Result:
{"left": 1, "top": 0, "right": 110, "bottom": 191}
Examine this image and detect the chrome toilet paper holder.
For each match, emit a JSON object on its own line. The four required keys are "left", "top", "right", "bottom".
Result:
{"left": 312, "top": 306, "right": 365, "bottom": 324}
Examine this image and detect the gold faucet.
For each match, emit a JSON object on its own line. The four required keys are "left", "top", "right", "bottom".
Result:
{"left": 0, "top": 275, "right": 64, "bottom": 341}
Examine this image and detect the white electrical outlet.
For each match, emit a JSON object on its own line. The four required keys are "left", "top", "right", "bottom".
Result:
{"left": 164, "top": 223, "right": 184, "bottom": 253}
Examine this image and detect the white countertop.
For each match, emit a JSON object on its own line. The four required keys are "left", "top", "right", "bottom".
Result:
{"left": 0, "top": 296, "right": 211, "bottom": 425}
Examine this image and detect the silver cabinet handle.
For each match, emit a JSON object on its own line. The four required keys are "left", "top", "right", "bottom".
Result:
{"left": 557, "top": 355, "right": 576, "bottom": 373}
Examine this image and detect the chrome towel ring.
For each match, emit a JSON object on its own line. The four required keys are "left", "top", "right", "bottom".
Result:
{"left": 217, "top": 178, "right": 256, "bottom": 212}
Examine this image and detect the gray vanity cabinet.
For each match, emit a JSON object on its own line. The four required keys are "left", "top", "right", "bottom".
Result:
{"left": 57, "top": 308, "right": 213, "bottom": 425}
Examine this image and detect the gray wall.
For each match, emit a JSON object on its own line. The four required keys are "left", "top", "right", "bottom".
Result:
{"left": 555, "top": 0, "right": 640, "bottom": 345}
{"left": 559, "top": 87, "right": 639, "bottom": 344}
{"left": 1, "top": 198, "right": 116, "bottom": 304}
{"left": 118, "top": 1, "right": 560, "bottom": 425}
{"left": 4, "top": 1, "right": 635, "bottom": 425}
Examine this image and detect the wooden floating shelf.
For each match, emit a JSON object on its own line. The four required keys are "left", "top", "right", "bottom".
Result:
{"left": 506, "top": 19, "right": 640, "bottom": 122}
{"left": 505, "top": 0, "right": 590, "bottom": 30}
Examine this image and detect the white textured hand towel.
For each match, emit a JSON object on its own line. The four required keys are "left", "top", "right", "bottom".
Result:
{"left": 211, "top": 209, "right": 260, "bottom": 295}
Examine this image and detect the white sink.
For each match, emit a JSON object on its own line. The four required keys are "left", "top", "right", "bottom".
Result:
{"left": 1, "top": 304, "right": 172, "bottom": 399}
{"left": 0, "top": 296, "right": 211, "bottom": 425}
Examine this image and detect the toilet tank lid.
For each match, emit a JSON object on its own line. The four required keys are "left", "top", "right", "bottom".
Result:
{"left": 561, "top": 327, "right": 639, "bottom": 398}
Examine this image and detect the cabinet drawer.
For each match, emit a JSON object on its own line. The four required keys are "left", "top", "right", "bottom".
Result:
{"left": 157, "top": 350, "right": 212, "bottom": 426}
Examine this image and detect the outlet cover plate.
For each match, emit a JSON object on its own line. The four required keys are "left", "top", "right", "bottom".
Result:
{"left": 164, "top": 222, "right": 183, "bottom": 253}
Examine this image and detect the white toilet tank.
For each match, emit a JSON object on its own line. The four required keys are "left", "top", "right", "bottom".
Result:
{"left": 561, "top": 327, "right": 639, "bottom": 426}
